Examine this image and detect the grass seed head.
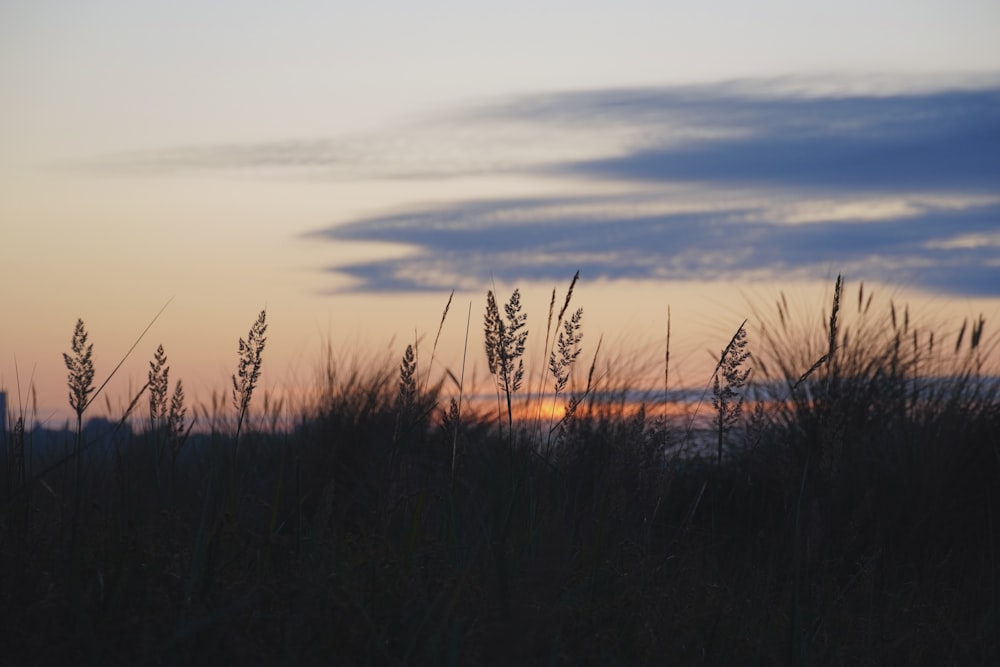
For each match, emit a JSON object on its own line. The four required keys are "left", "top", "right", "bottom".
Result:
{"left": 63, "top": 318, "right": 95, "bottom": 418}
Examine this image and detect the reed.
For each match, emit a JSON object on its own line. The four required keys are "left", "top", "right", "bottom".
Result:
{"left": 229, "top": 309, "right": 267, "bottom": 518}
{"left": 63, "top": 318, "right": 95, "bottom": 544}
{"left": 546, "top": 306, "right": 584, "bottom": 447}
{"left": 232, "top": 309, "right": 267, "bottom": 446}
{"left": 484, "top": 287, "right": 528, "bottom": 443}
{"left": 711, "top": 319, "right": 750, "bottom": 466}
{"left": 4, "top": 277, "right": 998, "bottom": 665}
{"left": 451, "top": 301, "right": 473, "bottom": 479}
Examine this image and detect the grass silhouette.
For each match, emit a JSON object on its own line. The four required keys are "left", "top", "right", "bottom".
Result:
{"left": 2, "top": 277, "right": 998, "bottom": 665}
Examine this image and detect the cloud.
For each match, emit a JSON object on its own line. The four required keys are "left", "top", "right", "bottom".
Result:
{"left": 303, "top": 80, "right": 1000, "bottom": 294}
{"left": 83, "top": 76, "right": 1000, "bottom": 295}
{"left": 90, "top": 80, "right": 1000, "bottom": 189}
{"left": 311, "top": 193, "right": 1000, "bottom": 296}
{"left": 554, "top": 91, "right": 1000, "bottom": 191}
{"left": 83, "top": 111, "right": 633, "bottom": 179}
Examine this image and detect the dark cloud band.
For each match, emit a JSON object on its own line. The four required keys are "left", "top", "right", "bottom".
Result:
{"left": 311, "top": 82, "right": 1000, "bottom": 294}
{"left": 312, "top": 195, "right": 1000, "bottom": 295}
{"left": 85, "top": 78, "right": 1000, "bottom": 295}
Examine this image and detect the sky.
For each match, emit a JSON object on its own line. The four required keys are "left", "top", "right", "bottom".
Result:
{"left": 1, "top": 1, "right": 999, "bottom": 425}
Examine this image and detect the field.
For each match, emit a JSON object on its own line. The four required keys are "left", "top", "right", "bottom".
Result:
{"left": 3, "top": 276, "right": 999, "bottom": 665}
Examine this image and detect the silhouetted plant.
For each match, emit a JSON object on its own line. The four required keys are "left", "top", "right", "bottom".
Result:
{"left": 232, "top": 309, "right": 267, "bottom": 444}
{"left": 450, "top": 300, "right": 473, "bottom": 480}
{"left": 396, "top": 343, "right": 417, "bottom": 434}
{"left": 537, "top": 272, "right": 579, "bottom": 412}
{"left": 167, "top": 379, "right": 189, "bottom": 475}
{"left": 4, "top": 276, "right": 1000, "bottom": 666}
{"left": 548, "top": 306, "right": 583, "bottom": 445}
{"left": 424, "top": 289, "right": 453, "bottom": 394}
{"left": 484, "top": 287, "right": 528, "bottom": 440}
{"left": 484, "top": 290, "right": 502, "bottom": 421}
{"left": 550, "top": 307, "right": 584, "bottom": 395}
{"left": 398, "top": 344, "right": 417, "bottom": 408}
{"left": 63, "top": 318, "right": 95, "bottom": 541}
{"left": 64, "top": 318, "right": 96, "bottom": 428}
{"left": 712, "top": 320, "right": 750, "bottom": 465}
{"left": 231, "top": 309, "right": 267, "bottom": 504}
{"left": 558, "top": 335, "right": 602, "bottom": 439}
{"left": 147, "top": 344, "right": 171, "bottom": 499}
{"left": 148, "top": 344, "right": 169, "bottom": 433}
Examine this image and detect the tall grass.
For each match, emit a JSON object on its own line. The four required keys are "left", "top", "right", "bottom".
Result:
{"left": 2, "top": 277, "right": 998, "bottom": 665}
{"left": 484, "top": 286, "right": 529, "bottom": 444}
{"left": 711, "top": 319, "right": 750, "bottom": 466}
{"left": 63, "top": 318, "right": 96, "bottom": 557}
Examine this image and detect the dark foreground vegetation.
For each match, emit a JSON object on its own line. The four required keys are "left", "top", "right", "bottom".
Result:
{"left": 3, "top": 277, "right": 999, "bottom": 665}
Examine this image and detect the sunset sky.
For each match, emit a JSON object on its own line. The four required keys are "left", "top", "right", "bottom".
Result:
{"left": 2, "top": 1, "right": 999, "bottom": 425}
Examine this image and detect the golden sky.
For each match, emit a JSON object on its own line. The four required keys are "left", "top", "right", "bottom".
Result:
{"left": 2, "top": 2, "right": 998, "bottom": 425}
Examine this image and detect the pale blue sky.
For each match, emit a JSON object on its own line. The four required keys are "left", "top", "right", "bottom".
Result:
{"left": 4, "top": 0, "right": 999, "bottom": 159}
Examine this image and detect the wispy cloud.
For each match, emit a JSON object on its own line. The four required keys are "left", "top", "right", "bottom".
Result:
{"left": 311, "top": 79, "right": 1000, "bottom": 294}
{"left": 83, "top": 109, "right": 633, "bottom": 179}
{"left": 88, "top": 77, "right": 1000, "bottom": 189}
{"left": 86, "top": 76, "right": 1000, "bottom": 295}
{"left": 310, "top": 192, "right": 1000, "bottom": 295}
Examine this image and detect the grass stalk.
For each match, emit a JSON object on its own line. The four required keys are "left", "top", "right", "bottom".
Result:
{"left": 453, "top": 301, "right": 472, "bottom": 480}
{"left": 231, "top": 309, "right": 267, "bottom": 507}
